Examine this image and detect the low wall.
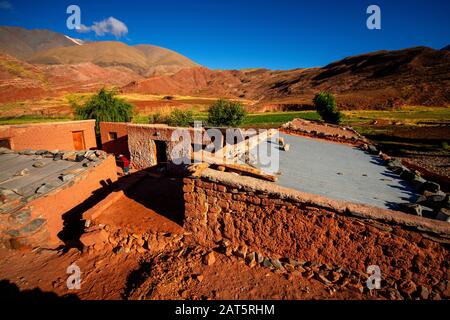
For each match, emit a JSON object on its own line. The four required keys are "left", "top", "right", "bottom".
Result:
{"left": 99, "top": 122, "right": 130, "bottom": 157}
{"left": 0, "top": 120, "right": 96, "bottom": 151}
{"left": 183, "top": 169, "right": 450, "bottom": 297}
{"left": 0, "top": 155, "right": 118, "bottom": 249}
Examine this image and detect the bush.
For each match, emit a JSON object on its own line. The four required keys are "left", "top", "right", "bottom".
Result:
{"left": 147, "top": 112, "right": 169, "bottom": 124}
{"left": 75, "top": 88, "right": 134, "bottom": 132}
{"left": 313, "top": 92, "right": 342, "bottom": 124}
{"left": 167, "top": 109, "right": 194, "bottom": 127}
{"left": 207, "top": 99, "right": 246, "bottom": 127}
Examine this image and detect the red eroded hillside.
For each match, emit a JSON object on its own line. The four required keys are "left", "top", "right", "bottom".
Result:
{"left": 0, "top": 54, "right": 49, "bottom": 103}
{"left": 39, "top": 63, "right": 142, "bottom": 93}
{"left": 0, "top": 54, "right": 143, "bottom": 104}
{"left": 122, "top": 47, "right": 450, "bottom": 109}
{"left": 122, "top": 67, "right": 245, "bottom": 97}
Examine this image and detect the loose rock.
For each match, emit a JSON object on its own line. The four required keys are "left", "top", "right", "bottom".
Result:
{"left": 14, "top": 168, "right": 30, "bottom": 176}
{"left": 398, "top": 203, "right": 422, "bottom": 216}
{"left": 59, "top": 174, "right": 75, "bottom": 183}
{"left": 420, "top": 181, "right": 440, "bottom": 194}
{"left": 35, "top": 183, "right": 53, "bottom": 194}
{"left": 203, "top": 252, "right": 216, "bottom": 266}
{"left": 32, "top": 160, "right": 46, "bottom": 168}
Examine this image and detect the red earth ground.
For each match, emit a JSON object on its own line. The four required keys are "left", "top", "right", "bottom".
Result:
{"left": 1, "top": 170, "right": 448, "bottom": 301}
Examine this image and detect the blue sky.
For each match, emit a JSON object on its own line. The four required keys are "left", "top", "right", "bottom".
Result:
{"left": 0, "top": 0, "right": 449, "bottom": 69}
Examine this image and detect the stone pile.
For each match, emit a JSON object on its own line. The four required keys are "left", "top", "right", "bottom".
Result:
{"left": 0, "top": 201, "right": 49, "bottom": 249}
{"left": 373, "top": 154, "right": 450, "bottom": 221}
{"left": 281, "top": 120, "right": 365, "bottom": 144}
{"left": 358, "top": 144, "right": 449, "bottom": 222}
{"left": 13, "top": 149, "right": 107, "bottom": 164}
{"left": 80, "top": 224, "right": 185, "bottom": 255}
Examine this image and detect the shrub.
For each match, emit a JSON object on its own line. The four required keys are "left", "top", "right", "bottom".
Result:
{"left": 147, "top": 112, "right": 169, "bottom": 124}
{"left": 75, "top": 88, "right": 134, "bottom": 132}
{"left": 207, "top": 99, "right": 246, "bottom": 127}
{"left": 167, "top": 109, "right": 194, "bottom": 127}
{"left": 313, "top": 92, "right": 342, "bottom": 124}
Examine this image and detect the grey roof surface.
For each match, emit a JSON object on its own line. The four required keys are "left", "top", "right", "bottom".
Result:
{"left": 255, "top": 133, "right": 419, "bottom": 210}
{"left": 0, "top": 153, "right": 90, "bottom": 200}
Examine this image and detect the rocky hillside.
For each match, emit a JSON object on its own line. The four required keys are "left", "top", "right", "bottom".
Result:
{"left": 0, "top": 26, "right": 198, "bottom": 77}
{"left": 123, "top": 46, "right": 450, "bottom": 109}
{"left": 1, "top": 26, "right": 449, "bottom": 110}
{"left": 0, "top": 53, "right": 142, "bottom": 103}
{"left": 0, "top": 26, "right": 77, "bottom": 60}
{"left": 28, "top": 41, "right": 198, "bottom": 76}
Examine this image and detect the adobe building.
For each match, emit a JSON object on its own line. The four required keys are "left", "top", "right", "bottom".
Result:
{"left": 0, "top": 148, "right": 117, "bottom": 249}
{"left": 0, "top": 120, "right": 97, "bottom": 151}
{"left": 100, "top": 122, "right": 276, "bottom": 170}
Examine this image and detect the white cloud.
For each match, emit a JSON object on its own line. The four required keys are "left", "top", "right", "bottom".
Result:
{"left": 0, "top": 1, "right": 12, "bottom": 10}
{"left": 78, "top": 16, "right": 128, "bottom": 38}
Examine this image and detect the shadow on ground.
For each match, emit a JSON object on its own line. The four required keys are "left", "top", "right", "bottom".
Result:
{"left": 57, "top": 178, "right": 116, "bottom": 250}
{"left": 57, "top": 165, "right": 185, "bottom": 250}
{"left": 121, "top": 167, "right": 185, "bottom": 226}
{"left": 0, "top": 280, "right": 79, "bottom": 301}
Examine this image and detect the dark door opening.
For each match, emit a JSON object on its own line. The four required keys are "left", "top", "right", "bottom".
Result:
{"left": 155, "top": 140, "right": 168, "bottom": 164}
{"left": 0, "top": 138, "right": 11, "bottom": 149}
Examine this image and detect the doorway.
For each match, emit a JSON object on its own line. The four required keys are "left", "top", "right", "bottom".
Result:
{"left": 154, "top": 140, "right": 168, "bottom": 164}
{"left": 0, "top": 138, "right": 11, "bottom": 149}
{"left": 72, "top": 131, "right": 85, "bottom": 150}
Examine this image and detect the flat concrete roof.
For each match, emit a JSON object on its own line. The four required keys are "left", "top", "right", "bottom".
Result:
{"left": 256, "top": 133, "right": 420, "bottom": 210}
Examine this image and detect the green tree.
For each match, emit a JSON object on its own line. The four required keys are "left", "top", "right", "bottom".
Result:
{"left": 75, "top": 88, "right": 134, "bottom": 133}
{"left": 313, "top": 92, "right": 342, "bottom": 124}
{"left": 167, "top": 109, "right": 194, "bottom": 127}
{"left": 207, "top": 99, "right": 247, "bottom": 127}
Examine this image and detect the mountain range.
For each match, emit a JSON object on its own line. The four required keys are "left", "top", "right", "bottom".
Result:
{"left": 0, "top": 26, "right": 449, "bottom": 110}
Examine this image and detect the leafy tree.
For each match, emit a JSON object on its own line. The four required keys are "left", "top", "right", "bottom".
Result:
{"left": 207, "top": 99, "right": 247, "bottom": 127}
{"left": 75, "top": 88, "right": 134, "bottom": 132}
{"left": 167, "top": 109, "right": 194, "bottom": 127}
{"left": 313, "top": 92, "right": 342, "bottom": 124}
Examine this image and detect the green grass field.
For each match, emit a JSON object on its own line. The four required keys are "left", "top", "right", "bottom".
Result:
{"left": 0, "top": 115, "right": 73, "bottom": 125}
{"left": 1, "top": 107, "right": 448, "bottom": 156}
{"left": 2, "top": 107, "right": 449, "bottom": 127}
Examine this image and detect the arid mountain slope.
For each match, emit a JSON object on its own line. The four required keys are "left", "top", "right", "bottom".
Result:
{"left": 0, "top": 26, "right": 77, "bottom": 60}
{"left": 0, "top": 53, "right": 142, "bottom": 103}
{"left": 28, "top": 41, "right": 198, "bottom": 76}
{"left": 0, "top": 26, "right": 198, "bottom": 77}
{"left": 123, "top": 46, "right": 450, "bottom": 109}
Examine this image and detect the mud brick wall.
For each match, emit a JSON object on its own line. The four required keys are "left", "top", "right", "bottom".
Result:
{"left": 183, "top": 170, "right": 450, "bottom": 295}
{"left": 99, "top": 122, "right": 130, "bottom": 157}
{"left": 127, "top": 124, "right": 203, "bottom": 169}
{"left": 0, "top": 120, "right": 96, "bottom": 151}
{"left": 0, "top": 156, "right": 118, "bottom": 249}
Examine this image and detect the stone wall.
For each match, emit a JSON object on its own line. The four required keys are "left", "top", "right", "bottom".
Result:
{"left": 183, "top": 169, "right": 450, "bottom": 297}
{"left": 0, "top": 120, "right": 96, "bottom": 151}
